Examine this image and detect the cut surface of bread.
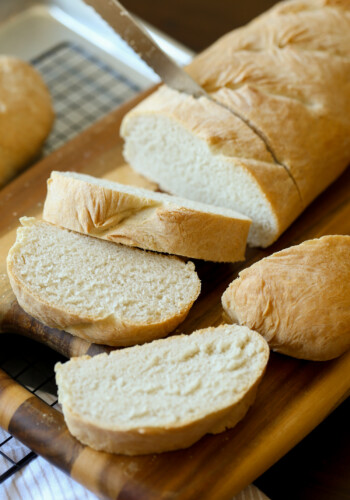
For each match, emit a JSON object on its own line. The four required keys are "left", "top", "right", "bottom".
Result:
{"left": 122, "top": 90, "right": 300, "bottom": 248}
{"left": 7, "top": 218, "right": 200, "bottom": 346}
{"left": 55, "top": 324, "right": 269, "bottom": 455}
{"left": 121, "top": 0, "right": 350, "bottom": 247}
{"left": 0, "top": 56, "right": 54, "bottom": 187}
{"left": 222, "top": 235, "right": 350, "bottom": 361}
{"left": 43, "top": 171, "right": 251, "bottom": 262}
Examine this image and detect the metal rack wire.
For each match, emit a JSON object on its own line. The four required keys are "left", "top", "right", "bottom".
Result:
{"left": 34, "top": 42, "right": 141, "bottom": 155}
{"left": 0, "top": 41, "right": 142, "bottom": 483}
{"left": 0, "top": 335, "right": 63, "bottom": 482}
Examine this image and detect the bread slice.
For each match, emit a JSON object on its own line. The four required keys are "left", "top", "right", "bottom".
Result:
{"left": 7, "top": 218, "right": 200, "bottom": 346}
{"left": 43, "top": 171, "right": 251, "bottom": 262}
{"left": 55, "top": 324, "right": 269, "bottom": 455}
{"left": 222, "top": 235, "right": 350, "bottom": 361}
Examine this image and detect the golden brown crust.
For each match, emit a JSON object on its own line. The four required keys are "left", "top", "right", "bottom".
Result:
{"left": 233, "top": 158, "right": 303, "bottom": 241}
{"left": 122, "top": 0, "right": 350, "bottom": 245}
{"left": 222, "top": 235, "right": 350, "bottom": 361}
{"left": 61, "top": 380, "right": 260, "bottom": 455}
{"left": 43, "top": 172, "right": 251, "bottom": 262}
{"left": 187, "top": 0, "right": 350, "bottom": 206}
{"left": 123, "top": 85, "right": 274, "bottom": 163}
{"left": 0, "top": 57, "right": 54, "bottom": 187}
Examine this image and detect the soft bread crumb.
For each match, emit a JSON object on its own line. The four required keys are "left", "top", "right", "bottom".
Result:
{"left": 55, "top": 324, "right": 269, "bottom": 454}
{"left": 122, "top": 114, "right": 278, "bottom": 247}
{"left": 7, "top": 218, "right": 200, "bottom": 346}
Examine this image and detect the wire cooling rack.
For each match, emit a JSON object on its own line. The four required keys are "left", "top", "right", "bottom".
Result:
{"left": 0, "top": 40, "right": 142, "bottom": 483}
{"left": 0, "top": 335, "right": 64, "bottom": 482}
{"left": 34, "top": 42, "right": 141, "bottom": 155}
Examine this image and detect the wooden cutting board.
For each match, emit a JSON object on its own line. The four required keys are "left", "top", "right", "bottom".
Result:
{"left": 0, "top": 89, "right": 350, "bottom": 500}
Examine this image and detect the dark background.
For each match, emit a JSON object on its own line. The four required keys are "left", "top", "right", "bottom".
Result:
{"left": 123, "top": 0, "right": 278, "bottom": 53}
{"left": 121, "top": 1, "right": 350, "bottom": 499}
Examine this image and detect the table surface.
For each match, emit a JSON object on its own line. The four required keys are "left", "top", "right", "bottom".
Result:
{"left": 121, "top": 1, "right": 350, "bottom": 499}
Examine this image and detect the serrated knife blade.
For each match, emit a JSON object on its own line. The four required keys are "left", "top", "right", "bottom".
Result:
{"left": 83, "top": 0, "right": 207, "bottom": 98}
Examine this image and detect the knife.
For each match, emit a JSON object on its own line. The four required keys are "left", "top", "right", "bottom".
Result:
{"left": 83, "top": 0, "right": 206, "bottom": 98}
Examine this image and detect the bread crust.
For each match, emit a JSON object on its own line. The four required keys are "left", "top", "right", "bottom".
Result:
{"left": 7, "top": 219, "right": 201, "bottom": 346}
{"left": 0, "top": 57, "right": 54, "bottom": 186}
{"left": 121, "top": 0, "right": 350, "bottom": 246}
{"left": 55, "top": 327, "right": 269, "bottom": 455}
{"left": 58, "top": 375, "right": 262, "bottom": 455}
{"left": 222, "top": 235, "right": 350, "bottom": 361}
{"left": 122, "top": 86, "right": 303, "bottom": 246}
{"left": 189, "top": 35, "right": 350, "bottom": 208}
{"left": 7, "top": 268, "right": 196, "bottom": 346}
{"left": 43, "top": 171, "right": 251, "bottom": 262}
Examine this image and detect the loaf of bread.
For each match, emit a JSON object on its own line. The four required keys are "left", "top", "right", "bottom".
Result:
{"left": 121, "top": 0, "right": 350, "bottom": 247}
{"left": 0, "top": 57, "right": 54, "bottom": 187}
{"left": 55, "top": 324, "right": 269, "bottom": 455}
{"left": 222, "top": 235, "right": 350, "bottom": 361}
{"left": 43, "top": 171, "right": 251, "bottom": 262}
{"left": 7, "top": 218, "right": 200, "bottom": 346}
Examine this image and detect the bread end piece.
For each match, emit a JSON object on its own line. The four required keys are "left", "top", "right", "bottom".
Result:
{"left": 222, "top": 235, "right": 350, "bottom": 361}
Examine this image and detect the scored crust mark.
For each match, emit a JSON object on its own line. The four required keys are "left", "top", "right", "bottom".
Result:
{"left": 186, "top": 0, "right": 350, "bottom": 205}
{"left": 122, "top": 0, "right": 350, "bottom": 247}
{"left": 205, "top": 94, "right": 303, "bottom": 203}
{"left": 209, "top": 81, "right": 318, "bottom": 109}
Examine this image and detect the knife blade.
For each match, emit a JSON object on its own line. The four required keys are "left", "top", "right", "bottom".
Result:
{"left": 83, "top": 0, "right": 206, "bottom": 98}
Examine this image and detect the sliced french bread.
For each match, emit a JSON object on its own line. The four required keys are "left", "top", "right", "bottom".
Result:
{"left": 43, "top": 171, "right": 251, "bottom": 262}
{"left": 7, "top": 218, "right": 200, "bottom": 346}
{"left": 55, "top": 324, "right": 269, "bottom": 455}
{"left": 222, "top": 235, "right": 350, "bottom": 361}
{"left": 121, "top": 0, "right": 350, "bottom": 247}
{"left": 121, "top": 87, "right": 299, "bottom": 249}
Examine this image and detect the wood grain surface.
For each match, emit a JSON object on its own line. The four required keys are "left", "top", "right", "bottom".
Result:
{"left": 0, "top": 89, "right": 350, "bottom": 499}
{"left": 1, "top": 301, "right": 113, "bottom": 358}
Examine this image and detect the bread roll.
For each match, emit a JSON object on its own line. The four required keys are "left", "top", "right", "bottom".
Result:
{"left": 121, "top": 0, "right": 350, "bottom": 247}
{"left": 0, "top": 57, "right": 54, "bottom": 187}
{"left": 55, "top": 324, "right": 269, "bottom": 455}
{"left": 222, "top": 235, "right": 350, "bottom": 361}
